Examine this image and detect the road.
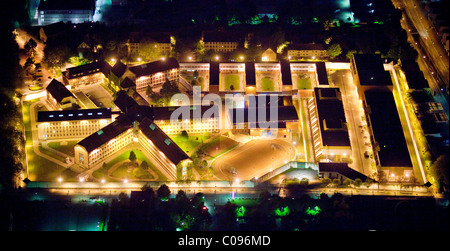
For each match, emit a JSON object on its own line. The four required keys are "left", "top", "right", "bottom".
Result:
{"left": 393, "top": 0, "right": 449, "bottom": 114}
{"left": 329, "top": 69, "right": 375, "bottom": 177}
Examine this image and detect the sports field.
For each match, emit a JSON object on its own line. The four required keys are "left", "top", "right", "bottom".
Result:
{"left": 211, "top": 139, "right": 295, "bottom": 181}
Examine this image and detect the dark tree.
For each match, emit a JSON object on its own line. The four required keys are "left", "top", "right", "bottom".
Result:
{"left": 157, "top": 184, "right": 171, "bottom": 200}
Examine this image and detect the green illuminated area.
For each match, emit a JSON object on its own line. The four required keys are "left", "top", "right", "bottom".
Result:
{"left": 305, "top": 206, "right": 322, "bottom": 216}
{"left": 260, "top": 77, "right": 275, "bottom": 91}
{"left": 223, "top": 74, "right": 240, "bottom": 91}
{"left": 274, "top": 206, "right": 290, "bottom": 217}
{"left": 296, "top": 75, "right": 312, "bottom": 89}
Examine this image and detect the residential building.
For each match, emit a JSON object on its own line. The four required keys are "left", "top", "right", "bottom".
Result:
{"left": 36, "top": 108, "right": 112, "bottom": 140}
{"left": 37, "top": 0, "right": 96, "bottom": 26}
{"left": 62, "top": 60, "right": 111, "bottom": 89}
{"left": 202, "top": 31, "right": 241, "bottom": 53}
{"left": 261, "top": 48, "right": 277, "bottom": 62}
{"left": 287, "top": 43, "right": 328, "bottom": 60}
{"left": 46, "top": 79, "right": 77, "bottom": 110}
{"left": 362, "top": 90, "right": 413, "bottom": 178}
{"left": 129, "top": 57, "right": 180, "bottom": 90}
{"left": 308, "top": 88, "right": 351, "bottom": 162}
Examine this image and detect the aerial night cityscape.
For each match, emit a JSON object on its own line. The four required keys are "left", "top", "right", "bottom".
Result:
{"left": 0, "top": 0, "right": 448, "bottom": 243}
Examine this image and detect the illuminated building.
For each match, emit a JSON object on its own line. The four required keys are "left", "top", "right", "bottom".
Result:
{"left": 227, "top": 99, "right": 299, "bottom": 139}
{"left": 73, "top": 109, "right": 193, "bottom": 179}
{"left": 287, "top": 43, "right": 328, "bottom": 60}
{"left": 351, "top": 54, "right": 413, "bottom": 178}
{"left": 261, "top": 48, "right": 277, "bottom": 62}
{"left": 46, "top": 79, "right": 78, "bottom": 110}
{"left": 37, "top": 0, "right": 95, "bottom": 26}
{"left": 202, "top": 31, "right": 241, "bottom": 53}
{"left": 36, "top": 108, "right": 113, "bottom": 140}
{"left": 62, "top": 61, "right": 111, "bottom": 89}
{"left": 308, "top": 88, "right": 352, "bottom": 162}
{"left": 129, "top": 57, "right": 180, "bottom": 91}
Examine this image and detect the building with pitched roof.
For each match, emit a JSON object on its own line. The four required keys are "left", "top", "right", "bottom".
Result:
{"left": 37, "top": 108, "right": 113, "bottom": 140}
{"left": 46, "top": 79, "right": 77, "bottom": 109}
{"left": 129, "top": 57, "right": 180, "bottom": 90}
{"left": 62, "top": 60, "right": 111, "bottom": 88}
{"left": 287, "top": 43, "right": 328, "bottom": 60}
{"left": 73, "top": 93, "right": 225, "bottom": 178}
{"left": 202, "top": 31, "right": 242, "bottom": 53}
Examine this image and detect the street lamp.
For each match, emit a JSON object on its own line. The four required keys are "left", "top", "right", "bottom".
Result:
{"left": 58, "top": 177, "right": 62, "bottom": 183}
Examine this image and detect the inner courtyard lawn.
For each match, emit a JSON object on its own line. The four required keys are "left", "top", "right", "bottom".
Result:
{"left": 223, "top": 74, "right": 240, "bottom": 91}
{"left": 297, "top": 76, "right": 312, "bottom": 89}
{"left": 92, "top": 149, "right": 168, "bottom": 181}
{"left": 261, "top": 77, "right": 275, "bottom": 91}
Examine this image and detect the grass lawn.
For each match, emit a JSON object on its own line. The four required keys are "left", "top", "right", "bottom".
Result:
{"left": 47, "top": 141, "right": 78, "bottom": 156}
{"left": 92, "top": 149, "right": 168, "bottom": 181}
{"left": 224, "top": 74, "right": 240, "bottom": 91}
{"left": 111, "top": 162, "right": 154, "bottom": 180}
{"left": 297, "top": 76, "right": 312, "bottom": 89}
{"left": 23, "top": 99, "right": 77, "bottom": 181}
{"left": 261, "top": 77, "right": 275, "bottom": 91}
{"left": 26, "top": 147, "right": 77, "bottom": 182}
{"left": 227, "top": 198, "right": 259, "bottom": 207}
{"left": 29, "top": 86, "right": 43, "bottom": 91}
{"left": 170, "top": 134, "right": 212, "bottom": 154}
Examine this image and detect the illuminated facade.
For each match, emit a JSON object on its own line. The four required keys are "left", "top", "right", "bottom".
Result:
{"left": 37, "top": 0, "right": 95, "bottom": 26}
{"left": 129, "top": 58, "right": 180, "bottom": 91}
{"left": 202, "top": 31, "right": 241, "bottom": 53}
{"left": 37, "top": 108, "right": 113, "bottom": 140}
{"left": 287, "top": 43, "right": 328, "bottom": 60}
{"left": 308, "top": 88, "right": 352, "bottom": 162}
{"left": 46, "top": 79, "right": 77, "bottom": 110}
{"left": 62, "top": 61, "right": 111, "bottom": 89}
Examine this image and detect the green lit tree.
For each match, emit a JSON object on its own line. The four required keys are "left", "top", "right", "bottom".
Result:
{"left": 138, "top": 38, "right": 161, "bottom": 61}
{"left": 326, "top": 43, "right": 342, "bottom": 59}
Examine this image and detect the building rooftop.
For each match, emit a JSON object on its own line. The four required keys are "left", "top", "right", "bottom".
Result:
{"left": 139, "top": 117, "right": 190, "bottom": 165}
{"left": 352, "top": 54, "right": 392, "bottom": 86}
{"left": 280, "top": 60, "right": 292, "bottom": 85}
{"left": 38, "top": 0, "right": 95, "bottom": 11}
{"left": 314, "top": 87, "right": 350, "bottom": 147}
{"left": 245, "top": 62, "right": 256, "bottom": 86}
{"left": 110, "top": 61, "right": 128, "bottom": 78}
{"left": 37, "top": 108, "right": 111, "bottom": 122}
{"left": 65, "top": 61, "right": 111, "bottom": 80}
{"left": 364, "top": 90, "right": 412, "bottom": 167}
{"left": 77, "top": 115, "right": 133, "bottom": 153}
{"left": 128, "top": 57, "right": 179, "bottom": 78}
{"left": 209, "top": 62, "right": 220, "bottom": 86}
{"left": 315, "top": 62, "right": 329, "bottom": 85}
{"left": 120, "top": 77, "right": 136, "bottom": 89}
{"left": 46, "top": 79, "right": 74, "bottom": 103}
{"left": 229, "top": 105, "right": 298, "bottom": 124}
